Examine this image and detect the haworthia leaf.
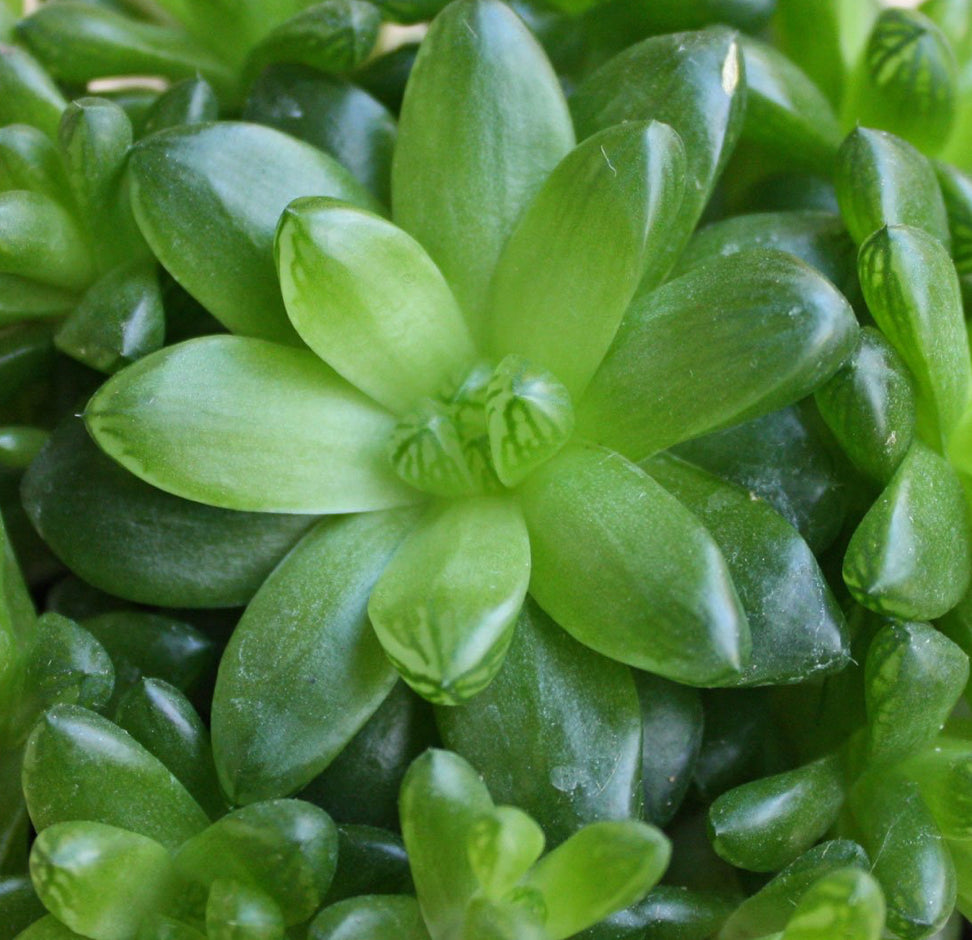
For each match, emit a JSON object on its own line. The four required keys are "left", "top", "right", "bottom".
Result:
{"left": 85, "top": 335, "right": 417, "bottom": 514}
{"left": 571, "top": 27, "right": 746, "bottom": 277}
{"left": 864, "top": 620, "right": 969, "bottom": 766}
{"left": 781, "top": 868, "right": 885, "bottom": 940}
{"left": 708, "top": 756, "right": 846, "bottom": 873}
{"left": 520, "top": 443, "right": 749, "bottom": 686}
{"left": 0, "top": 190, "right": 92, "bottom": 291}
{"left": 718, "top": 840, "right": 871, "bottom": 940}
{"left": 368, "top": 496, "right": 530, "bottom": 705}
{"left": 645, "top": 454, "right": 849, "bottom": 687}
{"left": 815, "top": 327, "right": 916, "bottom": 485}
{"left": 399, "top": 749, "right": 494, "bottom": 939}
{"left": 22, "top": 417, "right": 316, "bottom": 609}
{"left": 174, "top": 800, "right": 338, "bottom": 925}
{"left": 22, "top": 705, "right": 209, "bottom": 850}
{"left": 0, "top": 44, "right": 66, "bottom": 139}
{"left": 323, "top": 825, "right": 413, "bottom": 905}
{"left": 577, "top": 250, "right": 858, "bottom": 462}
{"left": 0, "top": 124, "right": 72, "bottom": 207}
{"left": 0, "top": 510, "right": 34, "bottom": 742}
{"left": 206, "top": 879, "right": 285, "bottom": 940}
{"left": 842, "top": 8, "right": 956, "bottom": 154}
{"left": 487, "top": 120, "right": 685, "bottom": 399}
{"left": 738, "top": 35, "right": 841, "bottom": 171}
{"left": 309, "top": 895, "right": 430, "bottom": 940}
{"left": 15, "top": 2, "right": 234, "bottom": 96}
{"left": 835, "top": 128, "right": 950, "bottom": 247}
{"left": 437, "top": 599, "right": 642, "bottom": 845}
{"left": 244, "top": 66, "right": 396, "bottom": 206}
{"left": 589, "top": 884, "right": 736, "bottom": 940}
{"left": 906, "top": 738, "right": 972, "bottom": 840}
{"left": 850, "top": 777, "right": 955, "bottom": 939}
{"left": 212, "top": 511, "right": 415, "bottom": 805}
{"left": 29, "top": 821, "right": 173, "bottom": 940}
{"left": 276, "top": 198, "right": 475, "bottom": 415}
{"left": 140, "top": 78, "right": 219, "bottom": 138}
{"left": 243, "top": 0, "right": 381, "bottom": 83}
{"left": 114, "top": 678, "right": 225, "bottom": 820}
{"left": 392, "top": 0, "right": 574, "bottom": 343}
{"left": 129, "top": 122, "right": 378, "bottom": 343}
{"left": 519, "top": 820, "right": 670, "bottom": 940}
{"left": 843, "top": 442, "right": 972, "bottom": 620}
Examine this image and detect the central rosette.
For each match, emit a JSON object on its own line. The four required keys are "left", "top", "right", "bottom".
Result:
{"left": 389, "top": 354, "right": 575, "bottom": 498}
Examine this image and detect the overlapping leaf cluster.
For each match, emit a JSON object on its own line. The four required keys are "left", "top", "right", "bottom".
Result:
{"left": 2, "top": 0, "right": 972, "bottom": 938}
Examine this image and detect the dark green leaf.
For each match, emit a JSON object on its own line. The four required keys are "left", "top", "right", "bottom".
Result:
{"left": 0, "top": 44, "right": 66, "bottom": 139}
{"left": 323, "top": 825, "right": 413, "bottom": 905}
{"left": 139, "top": 77, "right": 219, "bottom": 138}
{"left": 835, "top": 128, "right": 950, "bottom": 246}
{"left": 571, "top": 28, "right": 746, "bottom": 278}
{"left": 114, "top": 678, "right": 225, "bottom": 820}
{"left": 0, "top": 876, "right": 45, "bottom": 939}
{"left": 309, "top": 896, "right": 430, "bottom": 940}
{"left": 0, "top": 124, "right": 72, "bottom": 207}
{"left": 844, "top": 442, "right": 972, "bottom": 620}
{"left": 129, "top": 122, "right": 377, "bottom": 342}
{"left": 520, "top": 443, "right": 749, "bottom": 686}
{"left": 244, "top": 66, "right": 396, "bottom": 205}
{"left": 174, "top": 800, "right": 338, "bottom": 925}
{"left": 212, "top": 511, "right": 415, "bottom": 805}
{"left": 487, "top": 120, "right": 685, "bottom": 399}
{"left": 392, "top": 0, "right": 574, "bottom": 343}
{"left": 437, "top": 599, "right": 642, "bottom": 845}
{"left": 645, "top": 453, "right": 849, "bottom": 686}
{"left": 578, "top": 250, "right": 858, "bottom": 461}
{"left": 815, "top": 327, "right": 916, "bottom": 484}
{"left": 22, "top": 704, "right": 209, "bottom": 849}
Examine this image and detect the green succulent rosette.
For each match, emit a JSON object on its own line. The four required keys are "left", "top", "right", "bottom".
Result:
{"left": 79, "top": 0, "right": 859, "bottom": 805}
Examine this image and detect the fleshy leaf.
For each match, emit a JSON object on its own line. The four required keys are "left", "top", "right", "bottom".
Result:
{"left": 0, "top": 44, "right": 66, "bottom": 139}
{"left": 487, "top": 120, "right": 685, "bottom": 398}
{"left": 0, "top": 190, "right": 92, "bottom": 291}
{"left": 276, "top": 198, "right": 475, "bottom": 414}
{"left": 29, "top": 821, "right": 173, "bottom": 940}
{"left": 842, "top": 8, "right": 956, "bottom": 154}
{"left": 467, "top": 806, "right": 545, "bottom": 899}
{"left": 206, "top": 879, "right": 285, "bottom": 940}
{"left": 437, "top": 599, "right": 642, "bottom": 845}
{"left": 392, "top": 0, "right": 574, "bottom": 342}
{"left": 519, "top": 820, "right": 670, "bottom": 940}
{"left": 0, "top": 123, "right": 72, "bottom": 206}
{"left": 864, "top": 620, "right": 969, "bottom": 766}
{"left": 835, "top": 128, "right": 950, "bottom": 247}
{"left": 85, "top": 335, "right": 415, "bottom": 514}
{"left": 718, "top": 841, "right": 871, "bottom": 940}
{"left": 577, "top": 250, "right": 858, "bottom": 462}
{"left": 708, "top": 756, "right": 846, "bottom": 873}
{"left": 244, "top": 66, "right": 396, "bottom": 207}
{"left": 15, "top": 2, "right": 234, "bottom": 97}
{"left": 781, "top": 868, "right": 885, "bottom": 940}
{"left": 907, "top": 738, "right": 972, "bottom": 840}
{"left": 571, "top": 28, "right": 746, "bottom": 277}
{"left": 520, "top": 443, "right": 749, "bottom": 686}
{"left": 850, "top": 776, "right": 955, "bottom": 939}
{"left": 22, "top": 704, "right": 209, "bottom": 850}
{"left": 309, "top": 896, "right": 430, "bottom": 940}
{"left": 140, "top": 78, "right": 218, "bottom": 138}
{"left": 114, "top": 678, "right": 225, "bottom": 820}
{"left": 859, "top": 225, "right": 970, "bottom": 448}
{"left": 368, "top": 496, "right": 530, "bottom": 705}
{"left": 399, "top": 749, "right": 494, "bottom": 939}
{"left": 212, "top": 511, "right": 415, "bottom": 804}
{"left": 635, "top": 674, "right": 703, "bottom": 827}
{"left": 738, "top": 35, "right": 841, "bottom": 171}
{"left": 129, "top": 122, "right": 378, "bottom": 343}
{"left": 483, "top": 355, "right": 574, "bottom": 488}
{"left": 22, "top": 417, "right": 316, "bottom": 609}
{"left": 843, "top": 442, "right": 972, "bottom": 620}
{"left": 815, "top": 327, "right": 916, "bottom": 485}
{"left": 243, "top": 0, "right": 381, "bottom": 83}
{"left": 55, "top": 261, "right": 164, "bottom": 374}
{"left": 645, "top": 453, "right": 849, "bottom": 686}
{"left": 174, "top": 800, "right": 338, "bottom": 925}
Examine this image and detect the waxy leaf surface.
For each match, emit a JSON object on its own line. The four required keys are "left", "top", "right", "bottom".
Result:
{"left": 392, "top": 0, "right": 573, "bottom": 341}
{"left": 369, "top": 496, "right": 530, "bottom": 705}
{"left": 781, "top": 868, "right": 885, "bottom": 940}
{"left": 578, "top": 250, "right": 858, "bottom": 461}
{"left": 85, "top": 335, "right": 415, "bottom": 514}
{"left": 520, "top": 443, "right": 748, "bottom": 686}
{"left": 213, "top": 511, "right": 415, "bottom": 804}
{"left": 130, "top": 122, "right": 376, "bottom": 343}
{"left": 309, "top": 895, "right": 430, "bottom": 940}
